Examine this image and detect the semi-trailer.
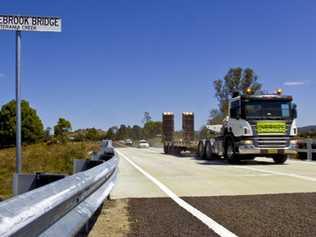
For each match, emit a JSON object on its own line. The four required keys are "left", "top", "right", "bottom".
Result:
{"left": 163, "top": 112, "right": 197, "bottom": 155}
{"left": 162, "top": 89, "right": 298, "bottom": 164}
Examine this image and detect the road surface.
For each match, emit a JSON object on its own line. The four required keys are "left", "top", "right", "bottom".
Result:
{"left": 89, "top": 147, "right": 316, "bottom": 237}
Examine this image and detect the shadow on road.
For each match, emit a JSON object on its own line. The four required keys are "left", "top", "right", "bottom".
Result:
{"left": 162, "top": 151, "right": 287, "bottom": 166}
{"left": 195, "top": 159, "right": 284, "bottom": 166}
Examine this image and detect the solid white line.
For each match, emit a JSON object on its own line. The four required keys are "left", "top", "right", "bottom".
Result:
{"left": 116, "top": 149, "right": 238, "bottom": 237}
{"left": 234, "top": 166, "right": 316, "bottom": 182}
{"left": 288, "top": 159, "right": 316, "bottom": 165}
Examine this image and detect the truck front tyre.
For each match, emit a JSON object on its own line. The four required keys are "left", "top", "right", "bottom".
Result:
{"left": 164, "top": 144, "right": 169, "bottom": 154}
{"left": 198, "top": 141, "right": 206, "bottom": 159}
{"left": 225, "top": 139, "right": 239, "bottom": 164}
{"left": 273, "top": 155, "right": 288, "bottom": 164}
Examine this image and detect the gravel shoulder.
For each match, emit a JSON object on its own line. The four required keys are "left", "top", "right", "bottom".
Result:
{"left": 90, "top": 193, "right": 316, "bottom": 237}
{"left": 88, "top": 199, "right": 130, "bottom": 237}
{"left": 89, "top": 198, "right": 218, "bottom": 237}
{"left": 185, "top": 193, "right": 316, "bottom": 237}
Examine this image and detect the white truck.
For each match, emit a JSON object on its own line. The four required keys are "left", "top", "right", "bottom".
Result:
{"left": 198, "top": 90, "right": 298, "bottom": 164}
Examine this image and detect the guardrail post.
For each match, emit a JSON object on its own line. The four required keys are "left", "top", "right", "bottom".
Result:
{"left": 307, "top": 139, "right": 312, "bottom": 161}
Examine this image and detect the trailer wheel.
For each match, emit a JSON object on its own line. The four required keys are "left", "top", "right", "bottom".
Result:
{"left": 273, "top": 155, "right": 288, "bottom": 164}
{"left": 225, "top": 139, "right": 239, "bottom": 164}
{"left": 198, "top": 141, "right": 206, "bottom": 159}
{"left": 168, "top": 144, "right": 172, "bottom": 154}
{"left": 164, "top": 144, "right": 169, "bottom": 154}
{"left": 175, "top": 147, "right": 182, "bottom": 156}
{"left": 205, "top": 141, "right": 215, "bottom": 160}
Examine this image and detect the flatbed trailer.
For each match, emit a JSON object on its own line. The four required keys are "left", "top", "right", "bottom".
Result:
{"left": 162, "top": 112, "right": 198, "bottom": 156}
{"left": 164, "top": 140, "right": 198, "bottom": 155}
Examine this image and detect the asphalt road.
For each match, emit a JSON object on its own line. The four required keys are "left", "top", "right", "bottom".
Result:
{"left": 89, "top": 147, "right": 316, "bottom": 237}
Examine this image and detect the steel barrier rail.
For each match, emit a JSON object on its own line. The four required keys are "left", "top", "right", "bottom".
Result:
{"left": 0, "top": 155, "right": 118, "bottom": 237}
{"left": 296, "top": 139, "right": 316, "bottom": 161}
{"left": 40, "top": 168, "right": 118, "bottom": 237}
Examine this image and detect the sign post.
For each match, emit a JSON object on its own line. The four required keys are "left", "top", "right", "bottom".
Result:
{"left": 16, "top": 30, "right": 22, "bottom": 173}
{"left": 0, "top": 15, "right": 61, "bottom": 174}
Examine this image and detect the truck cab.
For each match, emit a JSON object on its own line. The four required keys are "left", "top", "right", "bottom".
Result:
{"left": 220, "top": 93, "right": 298, "bottom": 163}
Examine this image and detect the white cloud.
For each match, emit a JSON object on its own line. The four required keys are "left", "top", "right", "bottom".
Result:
{"left": 283, "top": 81, "right": 305, "bottom": 86}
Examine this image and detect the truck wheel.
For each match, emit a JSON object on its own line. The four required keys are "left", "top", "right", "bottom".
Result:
{"left": 169, "top": 145, "right": 174, "bottom": 154}
{"left": 225, "top": 139, "right": 239, "bottom": 164}
{"left": 273, "top": 155, "right": 288, "bottom": 164}
{"left": 175, "top": 147, "right": 182, "bottom": 156}
{"left": 164, "top": 144, "right": 169, "bottom": 154}
{"left": 205, "top": 141, "right": 214, "bottom": 160}
{"left": 198, "top": 141, "right": 206, "bottom": 159}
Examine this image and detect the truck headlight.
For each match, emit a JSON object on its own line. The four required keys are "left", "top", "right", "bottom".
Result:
{"left": 241, "top": 140, "right": 253, "bottom": 145}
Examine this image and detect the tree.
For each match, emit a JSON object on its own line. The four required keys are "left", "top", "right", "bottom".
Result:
{"left": 131, "top": 125, "right": 142, "bottom": 140}
{"left": 0, "top": 100, "right": 44, "bottom": 146}
{"left": 43, "top": 127, "right": 52, "bottom": 141}
{"left": 85, "top": 128, "right": 104, "bottom": 141}
{"left": 73, "top": 129, "right": 86, "bottom": 142}
{"left": 208, "top": 109, "right": 225, "bottom": 125}
{"left": 199, "top": 126, "right": 210, "bottom": 139}
{"left": 142, "top": 112, "right": 152, "bottom": 124}
{"left": 54, "top": 118, "right": 72, "bottom": 137}
{"left": 105, "top": 128, "right": 115, "bottom": 140}
{"left": 211, "top": 67, "right": 262, "bottom": 123}
{"left": 143, "top": 121, "right": 162, "bottom": 139}
{"left": 116, "top": 124, "right": 129, "bottom": 140}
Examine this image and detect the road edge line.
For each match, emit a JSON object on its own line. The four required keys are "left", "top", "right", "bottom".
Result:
{"left": 116, "top": 149, "right": 238, "bottom": 237}
{"left": 234, "top": 166, "right": 316, "bottom": 182}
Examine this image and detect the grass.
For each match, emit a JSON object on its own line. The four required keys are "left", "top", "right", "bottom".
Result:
{"left": 0, "top": 142, "right": 100, "bottom": 200}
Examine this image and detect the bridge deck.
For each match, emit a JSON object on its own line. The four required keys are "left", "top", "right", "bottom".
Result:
{"left": 89, "top": 147, "right": 316, "bottom": 237}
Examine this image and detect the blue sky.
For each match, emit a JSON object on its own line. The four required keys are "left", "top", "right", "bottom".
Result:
{"left": 0, "top": 0, "right": 315, "bottom": 130}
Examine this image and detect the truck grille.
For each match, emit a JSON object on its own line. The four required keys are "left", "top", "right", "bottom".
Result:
{"left": 254, "top": 137, "right": 290, "bottom": 148}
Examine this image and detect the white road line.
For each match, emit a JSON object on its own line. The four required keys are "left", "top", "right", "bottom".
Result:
{"left": 288, "top": 159, "right": 316, "bottom": 165}
{"left": 116, "top": 149, "right": 238, "bottom": 237}
{"left": 234, "top": 166, "right": 316, "bottom": 182}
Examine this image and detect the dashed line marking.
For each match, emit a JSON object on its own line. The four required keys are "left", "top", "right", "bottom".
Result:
{"left": 116, "top": 149, "right": 238, "bottom": 237}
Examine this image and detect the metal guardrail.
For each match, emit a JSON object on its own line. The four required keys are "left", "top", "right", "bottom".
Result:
{"left": 0, "top": 140, "right": 118, "bottom": 237}
{"left": 296, "top": 139, "right": 316, "bottom": 161}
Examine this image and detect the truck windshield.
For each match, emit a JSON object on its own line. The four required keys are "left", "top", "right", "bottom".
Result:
{"left": 244, "top": 100, "right": 291, "bottom": 120}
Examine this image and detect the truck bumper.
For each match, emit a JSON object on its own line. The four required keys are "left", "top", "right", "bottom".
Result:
{"left": 238, "top": 146, "right": 297, "bottom": 155}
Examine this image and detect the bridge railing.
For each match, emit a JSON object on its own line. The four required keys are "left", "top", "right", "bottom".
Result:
{"left": 296, "top": 139, "right": 316, "bottom": 161}
{"left": 0, "top": 140, "right": 118, "bottom": 237}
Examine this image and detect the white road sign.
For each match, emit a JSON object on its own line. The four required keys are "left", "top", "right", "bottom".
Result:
{"left": 0, "top": 15, "right": 61, "bottom": 32}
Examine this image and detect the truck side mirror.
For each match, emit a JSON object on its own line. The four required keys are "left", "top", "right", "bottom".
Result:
{"left": 292, "top": 104, "right": 297, "bottom": 119}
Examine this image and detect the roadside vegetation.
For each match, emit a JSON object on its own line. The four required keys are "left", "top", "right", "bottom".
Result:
{"left": 104, "top": 113, "right": 162, "bottom": 143}
{"left": 0, "top": 99, "right": 163, "bottom": 199}
{"left": 0, "top": 142, "right": 99, "bottom": 200}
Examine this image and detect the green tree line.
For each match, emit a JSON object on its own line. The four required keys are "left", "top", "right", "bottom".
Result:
{"left": 0, "top": 99, "right": 162, "bottom": 147}
{"left": 0, "top": 100, "right": 74, "bottom": 147}
{"left": 104, "top": 121, "right": 162, "bottom": 141}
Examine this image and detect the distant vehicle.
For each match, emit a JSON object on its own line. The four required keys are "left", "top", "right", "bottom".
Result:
{"left": 137, "top": 140, "right": 150, "bottom": 148}
{"left": 125, "top": 139, "right": 133, "bottom": 146}
{"left": 119, "top": 140, "right": 126, "bottom": 144}
{"left": 163, "top": 88, "right": 298, "bottom": 164}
